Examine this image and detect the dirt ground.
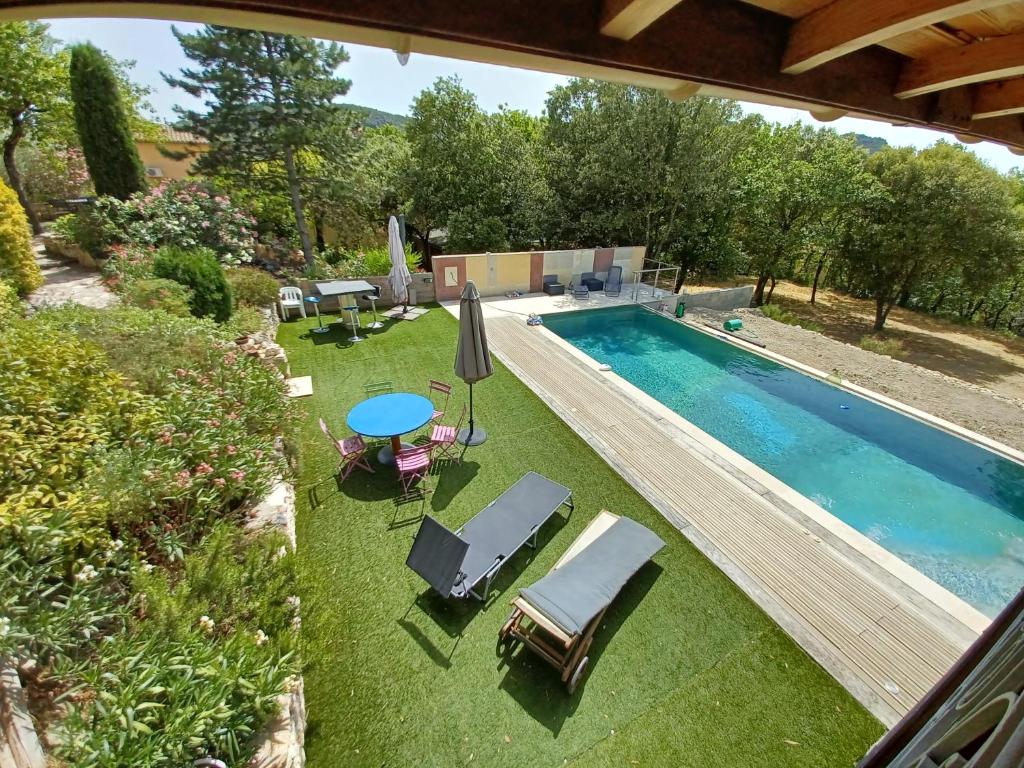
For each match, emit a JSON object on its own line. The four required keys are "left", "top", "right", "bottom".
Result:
{"left": 685, "top": 281, "right": 1024, "bottom": 453}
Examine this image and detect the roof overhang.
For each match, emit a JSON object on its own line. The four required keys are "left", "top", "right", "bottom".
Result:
{"left": 3, "top": 0, "right": 1024, "bottom": 153}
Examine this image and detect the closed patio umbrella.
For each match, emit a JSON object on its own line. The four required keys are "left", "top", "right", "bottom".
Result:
{"left": 388, "top": 215, "right": 412, "bottom": 314}
{"left": 455, "top": 280, "right": 493, "bottom": 446}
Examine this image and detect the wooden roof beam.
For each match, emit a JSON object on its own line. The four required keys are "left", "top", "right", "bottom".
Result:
{"left": 896, "top": 32, "right": 1024, "bottom": 98}
{"left": 782, "top": 1, "right": 1007, "bottom": 75}
{"left": 973, "top": 77, "right": 1024, "bottom": 119}
{"left": 600, "top": 0, "right": 685, "bottom": 40}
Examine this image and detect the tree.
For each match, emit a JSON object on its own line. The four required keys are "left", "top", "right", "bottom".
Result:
{"left": 841, "top": 143, "right": 1021, "bottom": 331}
{"left": 543, "top": 80, "right": 745, "bottom": 287}
{"left": 69, "top": 43, "right": 146, "bottom": 200}
{"left": 166, "top": 26, "right": 354, "bottom": 268}
{"left": 0, "top": 22, "right": 67, "bottom": 234}
{"left": 734, "top": 123, "right": 868, "bottom": 306}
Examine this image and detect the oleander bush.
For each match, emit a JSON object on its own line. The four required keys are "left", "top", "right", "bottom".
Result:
{"left": 0, "top": 179, "right": 43, "bottom": 295}
{"left": 122, "top": 277, "right": 193, "bottom": 317}
{"left": 77, "top": 181, "right": 258, "bottom": 266}
{"left": 0, "top": 304, "right": 295, "bottom": 766}
{"left": 100, "top": 243, "right": 157, "bottom": 290}
{"left": 226, "top": 266, "right": 280, "bottom": 308}
{"left": 154, "top": 246, "right": 233, "bottom": 323}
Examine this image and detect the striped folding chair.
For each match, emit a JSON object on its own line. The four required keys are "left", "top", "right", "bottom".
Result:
{"left": 364, "top": 381, "right": 394, "bottom": 397}
{"left": 319, "top": 418, "right": 374, "bottom": 481}
{"left": 427, "top": 379, "right": 452, "bottom": 423}
{"left": 395, "top": 445, "right": 433, "bottom": 494}
{"left": 429, "top": 404, "right": 466, "bottom": 464}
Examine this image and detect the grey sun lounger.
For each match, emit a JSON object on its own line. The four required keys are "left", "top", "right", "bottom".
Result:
{"left": 405, "top": 472, "right": 574, "bottom": 601}
{"left": 499, "top": 510, "right": 664, "bottom": 692}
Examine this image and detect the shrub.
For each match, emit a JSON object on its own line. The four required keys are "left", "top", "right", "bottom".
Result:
{"left": 760, "top": 302, "right": 823, "bottom": 333}
{"left": 226, "top": 266, "right": 279, "bottom": 308}
{"left": 154, "top": 246, "right": 233, "bottom": 322}
{"left": 224, "top": 306, "right": 266, "bottom": 338}
{"left": 69, "top": 43, "right": 146, "bottom": 200}
{"left": 122, "top": 278, "right": 193, "bottom": 316}
{"left": 332, "top": 243, "right": 421, "bottom": 278}
{"left": 55, "top": 629, "right": 294, "bottom": 767}
{"left": 0, "top": 280, "right": 22, "bottom": 323}
{"left": 136, "top": 524, "right": 297, "bottom": 652}
{"left": 859, "top": 333, "right": 904, "bottom": 358}
{"left": 49, "top": 213, "right": 80, "bottom": 244}
{"left": 83, "top": 181, "right": 258, "bottom": 265}
{"left": 100, "top": 243, "right": 157, "bottom": 290}
{"left": 0, "top": 179, "right": 43, "bottom": 295}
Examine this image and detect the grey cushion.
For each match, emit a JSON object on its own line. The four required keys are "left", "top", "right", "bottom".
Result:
{"left": 519, "top": 517, "right": 664, "bottom": 636}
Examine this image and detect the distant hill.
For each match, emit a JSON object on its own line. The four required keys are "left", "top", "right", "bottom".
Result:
{"left": 848, "top": 133, "right": 889, "bottom": 154}
{"left": 340, "top": 104, "right": 409, "bottom": 128}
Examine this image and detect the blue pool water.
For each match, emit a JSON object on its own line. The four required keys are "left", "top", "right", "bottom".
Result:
{"left": 543, "top": 305, "right": 1024, "bottom": 617}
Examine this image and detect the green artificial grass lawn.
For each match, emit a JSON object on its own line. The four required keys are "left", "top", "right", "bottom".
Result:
{"left": 277, "top": 307, "right": 885, "bottom": 768}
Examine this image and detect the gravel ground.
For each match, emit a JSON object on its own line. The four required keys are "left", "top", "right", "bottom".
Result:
{"left": 688, "top": 306, "right": 1024, "bottom": 454}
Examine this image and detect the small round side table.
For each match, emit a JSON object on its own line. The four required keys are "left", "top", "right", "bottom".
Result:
{"left": 304, "top": 296, "right": 329, "bottom": 333}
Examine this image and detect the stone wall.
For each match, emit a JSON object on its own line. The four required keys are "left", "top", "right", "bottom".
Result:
{"left": 41, "top": 235, "right": 103, "bottom": 269}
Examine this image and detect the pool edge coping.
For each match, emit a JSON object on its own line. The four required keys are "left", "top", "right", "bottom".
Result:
{"left": 534, "top": 307, "right": 992, "bottom": 637}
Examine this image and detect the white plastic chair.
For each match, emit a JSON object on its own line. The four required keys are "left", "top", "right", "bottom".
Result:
{"left": 278, "top": 286, "right": 306, "bottom": 320}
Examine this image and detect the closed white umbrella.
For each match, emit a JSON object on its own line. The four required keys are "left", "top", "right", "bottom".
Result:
{"left": 387, "top": 215, "right": 412, "bottom": 313}
{"left": 454, "top": 280, "right": 493, "bottom": 446}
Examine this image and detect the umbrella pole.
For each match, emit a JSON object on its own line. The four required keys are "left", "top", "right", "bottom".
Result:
{"left": 458, "top": 382, "right": 487, "bottom": 446}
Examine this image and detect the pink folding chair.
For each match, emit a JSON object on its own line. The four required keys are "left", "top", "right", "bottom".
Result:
{"left": 427, "top": 379, "right": 452, "bottom": 423}
{"left": 319, "top": 418, "right": 374, "bottom": 481}
{"left": 395, "top": 445, "right": 432, "bottom": 494}
{"left": 429, "top": 404, "right": 466, "bottom": 464}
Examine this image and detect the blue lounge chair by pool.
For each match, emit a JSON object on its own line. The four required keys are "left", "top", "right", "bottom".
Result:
{"left": 405, "top": 472, "right": 574, "bottom": 601}
{"left": 604, "top": 266, "right": 623, "bottom": 297}
{"left": 499, "top": 510, "right": 664, "bottom": 693}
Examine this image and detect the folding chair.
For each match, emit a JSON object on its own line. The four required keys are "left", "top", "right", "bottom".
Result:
{"left": 429, "top": 404, "right": 467, "bottom": 464}
{"left": 364, "top": 381, "right": 394, "bottom": 397}
{"left": 395, "top": 445, "right": 433, "bottom": 494}
{"left": 319, "top": 418, "right": 374, "bottom": 481}
{"left": 427, "top": 379, "right": 452, "bottom": 423}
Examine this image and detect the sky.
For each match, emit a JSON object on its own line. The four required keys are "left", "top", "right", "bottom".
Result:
{"left": 42, "top": 17, "right": 1024, "bottom": 175}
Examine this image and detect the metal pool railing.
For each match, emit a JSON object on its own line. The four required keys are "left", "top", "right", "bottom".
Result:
{"left": 630, "top": 259, "right": 680, "bottom": 303}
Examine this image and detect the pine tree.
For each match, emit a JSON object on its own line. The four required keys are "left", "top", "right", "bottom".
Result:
{"left": 69, "top": 43, "right": 146, "bottom": 200}
{"left": 166, "top": 26, "right": 353, "bottom": 268}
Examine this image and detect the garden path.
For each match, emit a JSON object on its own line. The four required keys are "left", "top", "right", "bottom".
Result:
{"left": 27, "top": 236, "right": 116, "bottom": 310}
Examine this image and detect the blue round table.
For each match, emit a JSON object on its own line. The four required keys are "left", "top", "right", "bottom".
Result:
{"left": 346, "top": 393, "right": 435, "bottom": 464}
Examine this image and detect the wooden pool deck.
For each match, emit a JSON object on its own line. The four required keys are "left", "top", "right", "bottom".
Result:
{"left": 486, "top": 315, "right": 982, "bottom": 727}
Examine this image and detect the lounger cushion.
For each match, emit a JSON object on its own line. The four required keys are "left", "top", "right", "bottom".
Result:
{"left": 456, "top": 472, "right": 571, "bottom": 594}
{"left": 518, "top": 517, "right": 664, "bottom": 636}
{"left": 406, "top": 515, "right": 470, "bottom": 597}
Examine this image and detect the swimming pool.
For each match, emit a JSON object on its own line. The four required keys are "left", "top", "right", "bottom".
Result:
{"left": 543, "top": 304, "right": 1024, "bottom": 618}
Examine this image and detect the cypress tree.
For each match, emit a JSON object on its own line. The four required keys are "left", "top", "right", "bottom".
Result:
{"left": 69, "top": 43, "right": 146, "bottom": 199}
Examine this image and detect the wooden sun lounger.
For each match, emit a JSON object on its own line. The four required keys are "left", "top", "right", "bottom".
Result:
{"left": 498, "top": 510, "right": 664, "bottom": 693}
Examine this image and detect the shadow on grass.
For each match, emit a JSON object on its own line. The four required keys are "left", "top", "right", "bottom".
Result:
{"left": 431, "top": 459, "right": 479, "bottom": 512}
{"left": 496, "top": 562, "right": 663, "bottom": 736}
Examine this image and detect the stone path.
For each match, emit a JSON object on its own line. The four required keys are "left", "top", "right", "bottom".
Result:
{"left": 27, "top": 238, "right": 116, "bottom": 310}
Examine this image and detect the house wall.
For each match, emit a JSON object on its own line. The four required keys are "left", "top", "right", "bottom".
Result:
{"left": 136, "top": 141, "right": 208, "bottom": 183}
{"left": 432, "top": 246, "right": 646, "bottom": 301}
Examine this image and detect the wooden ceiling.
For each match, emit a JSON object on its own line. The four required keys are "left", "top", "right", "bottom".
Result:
{"left": 5, "top": 0, "right": 1024, "bottom": 151}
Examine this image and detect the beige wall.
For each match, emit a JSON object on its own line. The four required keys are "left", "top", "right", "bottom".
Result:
{"left": 434, "top": 246, "right": 646, "bottom": 300}
{"left": 136, "top": 141, "right": 208, "bottom": 184}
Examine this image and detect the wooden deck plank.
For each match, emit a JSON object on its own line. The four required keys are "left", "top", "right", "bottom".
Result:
{"left": 486, "top": 317, "right": 978, "bottom": 727}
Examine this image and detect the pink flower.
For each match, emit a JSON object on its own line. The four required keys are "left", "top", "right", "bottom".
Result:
{"left": 207, "top": 418, "right": 221, "bottom": 427}
{"left": 223, "top": 353, "right": 237, "bottom": 365}
{"left": 195, "top": 462, "right": 213, "bottom": 475}
{"left": 213, "top": 477, "right": 226, "bottom": 488}
{"left": 226, "top": 445, "right": 237, "bottom": 455}
{"left": 174, "top": 368, "right": 188, "bottom": 378}
{"left": 227, "top": 412, "right": 239, "bottom": 421}
{"left": 230, "top": 470, "right": 246, "bottom": 482}
{"left": 158, "top": 432, "right": 173, "bottom": 445}
{"left": 200, "top": 221, "right": 210, "bottom": 229}
{"left": 175, "top": 470, "right": 191, "bottom": 487}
